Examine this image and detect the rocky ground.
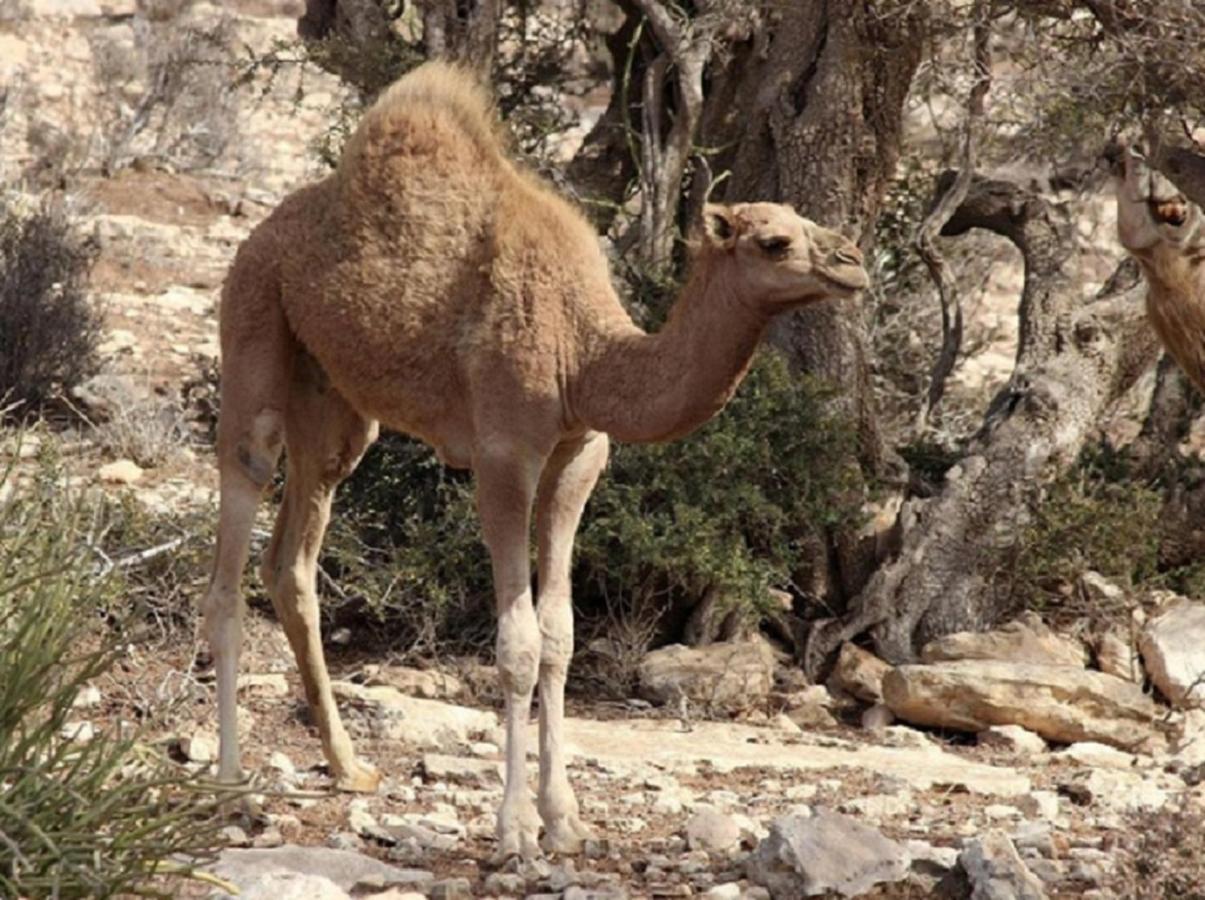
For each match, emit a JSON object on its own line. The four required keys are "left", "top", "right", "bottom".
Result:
{"left": 50, "top": 603, "right": 1205, "bottom": 899}
{"left": 7, "top": 2, "right": 1205, "bottom": 899}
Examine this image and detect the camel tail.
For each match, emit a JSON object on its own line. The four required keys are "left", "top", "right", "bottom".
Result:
{"left": 338, "top": 61, "right": 505, "bottom": 174}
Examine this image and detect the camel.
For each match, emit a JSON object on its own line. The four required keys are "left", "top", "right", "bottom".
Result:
{"left": 1116, "top": 144, "right": 1205, "bottom": 388}
{"left": 199, "top": 60, "right": 868, "bottom": 859}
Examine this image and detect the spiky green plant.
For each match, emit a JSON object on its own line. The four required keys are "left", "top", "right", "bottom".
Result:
{"left": 0, "top": 455, "right": 223, "bottom": 898}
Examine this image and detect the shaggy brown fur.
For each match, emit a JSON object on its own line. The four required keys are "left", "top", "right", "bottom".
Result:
{"left": 200, "top": 61, "right": 868, "bottom": 859}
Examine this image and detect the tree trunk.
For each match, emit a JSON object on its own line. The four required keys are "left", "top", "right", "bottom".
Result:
{"left": 715, "top": 0, "right": 927, "bottom": 477}
{"left": 298, "top": 0, "right": 395, "bottom": 45}
{"left": 416, "top": 0, "right": 500, "bottom": 72}
{"left": 688, "top": 1, "right": 926, "bottom": 613}
{"left": 1127, "top": 353, "right": 1192, "bottom": 478}
{"left": 803, "top": 175, "right": 1162, "bottom": 674}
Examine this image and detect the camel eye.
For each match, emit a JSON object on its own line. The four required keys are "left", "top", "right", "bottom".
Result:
{"left": 756, "top": 236, "right": 791, "bottom": 257}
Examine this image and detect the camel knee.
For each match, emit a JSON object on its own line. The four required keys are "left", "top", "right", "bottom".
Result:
{"left": 225, "top": 408, "right": 285, "bottom": 489}
{"left": 267, "top": 566, "right": 320, "bottom": 627}
{"left": 315, "top": 419, "right": 379, "bottom": 489}
{"left": 538, "top": 597, "right": 573, "bottom": 671}
{"left": 497, "top": 602, "right": 541, "bottom": 696}
{"left": 317, "top": 451, "right": 360, "bottom": 491}
{"left": 199, "top": 586, "right": 244, "bottom": 654}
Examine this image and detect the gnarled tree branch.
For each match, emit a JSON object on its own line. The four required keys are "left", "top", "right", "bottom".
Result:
{"left": 804, "top": 174, "right": 1161, "bottom": 674}
{"left": 913, "top": 3, "right": 993, "bottom": 431}
{"left": 628, "top": 0, "right": 716, "bottom": 269}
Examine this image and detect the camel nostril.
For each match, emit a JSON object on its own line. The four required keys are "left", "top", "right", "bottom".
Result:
{"left": 1151, "top": 198, "right": 1189, "bottom": 227}
{"left": 835, "top": 246, "right": 864, "bottom": 266}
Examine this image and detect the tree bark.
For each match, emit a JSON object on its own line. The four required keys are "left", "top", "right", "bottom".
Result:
{"left": 565, "top": 3, "right": 644, "bottom": 231}
{"left": 690, "top": 1, "right": 927, "bottom": 612}
{"left": 1128, "top": 353, "right": 1192, "bottom": 478}
{"left": 416, "top": 0, "right": 500, "bottom": 73}
{"left": 715, "top": 0, "right": 926, "bottom": 475}
{"left": 298, "top": 0, "right": 393, "bottom": 45}
{"left": 803, "top": 174, "right": 1162, "bottom": 674}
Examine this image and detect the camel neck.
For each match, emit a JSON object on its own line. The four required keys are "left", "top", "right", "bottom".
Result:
{"left": 1142, "top": 250, "right": 1205, "bottom": 390}
{"left": 571, "top": 256, "right": 770, "bottom": 443}
{"left": 1139, "top": 246, "right": 1204, "bottom": 299}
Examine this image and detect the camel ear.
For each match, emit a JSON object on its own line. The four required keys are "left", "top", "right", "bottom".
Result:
{"left": 702, "top": 204, "right": 737, "bottom": 248}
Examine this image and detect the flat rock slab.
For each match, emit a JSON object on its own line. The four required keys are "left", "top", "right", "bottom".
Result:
{"left": 421, "top": 752, "right": 502, "bottom": 784}
{"left": 332, "top": 682, "right": 498, "bottom": 748}
{"left": 921, "top": 614, "right": 1087, "bottom": 669}
{"left": 1139, "top": 597, "right": 1205, "bottom": 706}
{"left": 236, "top": 871, "right": 349, "bottom": 900}
{"left": 748, "top": 810, "right": 911, "bottom": 898}
{"left": 638, "top": 639, "right": 777, "bottom": 710}
{"left": 208, "top": 846, "right": 433, "bottom": 897}
{"left": 552, "top": 716, "right": 1030, "bottom": 796}
{"left": 883, "top": 660, "right": 1161, "bottom": 750}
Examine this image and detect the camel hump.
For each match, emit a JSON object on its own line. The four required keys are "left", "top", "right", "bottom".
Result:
{"left": 338, "top": 61, "right": 506, "bottom": 177}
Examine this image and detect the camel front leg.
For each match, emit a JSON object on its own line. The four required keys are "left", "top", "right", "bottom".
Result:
{"left": 535, "top": 432, "right": 608, "bottom": 854}
{"left": 476, "top": 443, "right": 545, "bottom": 860}
{"left": 201, "top": 479, "right": 259, "bottom": 784}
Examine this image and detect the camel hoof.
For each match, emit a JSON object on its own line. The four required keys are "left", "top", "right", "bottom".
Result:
{"left": 334, "top": 761, "right": 381, "bottom": 793}
{"left": 494, "top": 802, "right": 542, "bottom": 863}
{"left": 491, "top": 828, "right": 541, "bottom": 864}
{"left": 540, "top": 814, "right": 595, "bottom": 855}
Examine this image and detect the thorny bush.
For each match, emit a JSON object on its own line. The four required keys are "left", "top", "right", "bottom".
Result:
{"left": 0, "top": 197, "right": 100, "bottom": 415}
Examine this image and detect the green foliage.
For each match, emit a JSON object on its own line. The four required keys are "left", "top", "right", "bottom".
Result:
{"left": 0, "top": 197, "right": 101, "bottom": 415}
{"left": 323, "top": 439, "right": 493, "bottom": 656}
{"left": 0, "top": 461, "right": 221, "bottom": 898}
{"left": 323, "top": 350, "right": 864, "bottom": 655}
{"left": 576, "top": 352, "right": 863, "bottom": 621}
{"left": 1005, "top": 448, "right": 1163, "bottom": 623}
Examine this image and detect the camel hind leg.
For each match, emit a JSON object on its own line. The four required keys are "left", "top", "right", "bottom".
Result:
{"left": 200, "top": 296, "right": 292, "bottom": 784}
{"left": 260, "top": 351, "right": 380, "bottom": 792}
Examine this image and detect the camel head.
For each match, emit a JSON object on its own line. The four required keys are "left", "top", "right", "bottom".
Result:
{"left": 699, "top": 202, "right": 869, "bottom": 307}
{"left": 1114, "top": 142, "right": 1202, "bottom": 258}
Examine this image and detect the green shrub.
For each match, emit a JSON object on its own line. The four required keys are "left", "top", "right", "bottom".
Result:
{"left": 0, "top": 461, "right": 221, "bottom": 898}
{"left": 576, "top": 351, "right": 863, "bottom": 625}
{"left": 322, "top": 438, "right": 493, "bottom": 656}
{"left": 322, "top": 350, "right": 864, "bottom": 656}
{"left": 0, "top": 197, "right": 101, "bottom": 415}
{"left": 1004, "top": 441, "right": 1205, "bottom": 628}
{"left": 1005, "top": 448, "right": 1163, "bottom": 624}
